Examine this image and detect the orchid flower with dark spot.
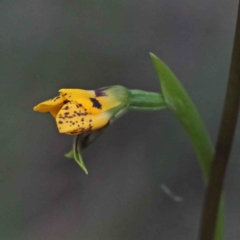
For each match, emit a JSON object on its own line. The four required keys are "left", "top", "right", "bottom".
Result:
{"left": 34, "top": 84, "right": 166, "bottom": 174}
{"left": 34, "top": 86, "right": 134, "bottom": 173}
{"left": 34, "top": 86, "right": 131, "bottom": 135}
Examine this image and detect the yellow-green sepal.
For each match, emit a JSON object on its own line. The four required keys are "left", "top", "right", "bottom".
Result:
{"left": 73, "top": 135, "right": 88, "bottom": 174}
{"left": 65, "top": 150, "right": 74, "bottom": 159}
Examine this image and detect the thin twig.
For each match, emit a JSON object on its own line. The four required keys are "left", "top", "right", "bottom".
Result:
{"left": 199, "top": 2, "right": 240, "bottom": 240}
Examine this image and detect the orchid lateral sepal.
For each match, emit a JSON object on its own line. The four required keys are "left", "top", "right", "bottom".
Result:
{"left": 72, "top": 135, "right": 88, "bottom": 174}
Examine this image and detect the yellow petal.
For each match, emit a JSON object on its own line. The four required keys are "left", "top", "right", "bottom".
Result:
{"left": 59, "top": 88, "right": 121, "bottom": 115}
{"left": 56, "top": 101, "right": 110, "bottom": 135}
{"left": 94, "top": 85, "right": 130, "bottom": 113}
{"left": 59, "top": 89, "right": 95, "bottom": 114}
{"left": 59, "top": 89, "right": 95, "bottom": 100}
{"left": 33, "top": 95, "right": 65, "bottom": 118}
{"left": 92, "top": 97, "right": 120, "bottom": 114}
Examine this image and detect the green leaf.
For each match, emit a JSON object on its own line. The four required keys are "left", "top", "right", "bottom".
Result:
{"left": 150, "top": 53, "right": 224, "bottom": 240}
{"left": 150, "top": 52, "right": 213, "bottom": 180}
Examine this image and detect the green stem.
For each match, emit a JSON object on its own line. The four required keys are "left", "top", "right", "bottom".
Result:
{"left": 199, "top": 2, "right": 240, "bottom": 240}
{"left": 129, "top": 89, "right": 167, "bottom": 111}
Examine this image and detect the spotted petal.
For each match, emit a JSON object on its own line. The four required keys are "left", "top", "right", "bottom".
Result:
{"left": 59, "top": 89, "right": 95, "bottom": 99}
{"left": 56, "top": 101, "right": 110, "bottom": 135}
{"left": 59, "top": 88, "right": 121, "bottom": 115}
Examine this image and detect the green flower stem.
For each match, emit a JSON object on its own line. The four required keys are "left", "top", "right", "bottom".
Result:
{"left": 129, "top": 90, "right": 167, "bottom": 111}
{"left": 200, "top": 3, "right": 240, "bottom": 240}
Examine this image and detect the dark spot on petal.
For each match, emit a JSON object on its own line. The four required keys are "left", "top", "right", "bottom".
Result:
{"left": 90, "top": 98, "right": 102, "bottom": 109}
{"left": 58, "top": 121, "right": 63, "bottom": 124}
{"left": 76, "top": 103, "right": 82, "bottom": 108}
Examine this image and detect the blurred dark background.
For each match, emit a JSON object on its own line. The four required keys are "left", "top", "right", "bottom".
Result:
{"left": 1, "top": 0, "right": 240, "bottom": 239}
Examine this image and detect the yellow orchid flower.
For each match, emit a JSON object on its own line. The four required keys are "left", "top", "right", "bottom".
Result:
{"left": 33, "top": 86, "right": 131, "bottom": 135}
{"left": 33, "top": 83, "right": 166, "bottom": 174}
